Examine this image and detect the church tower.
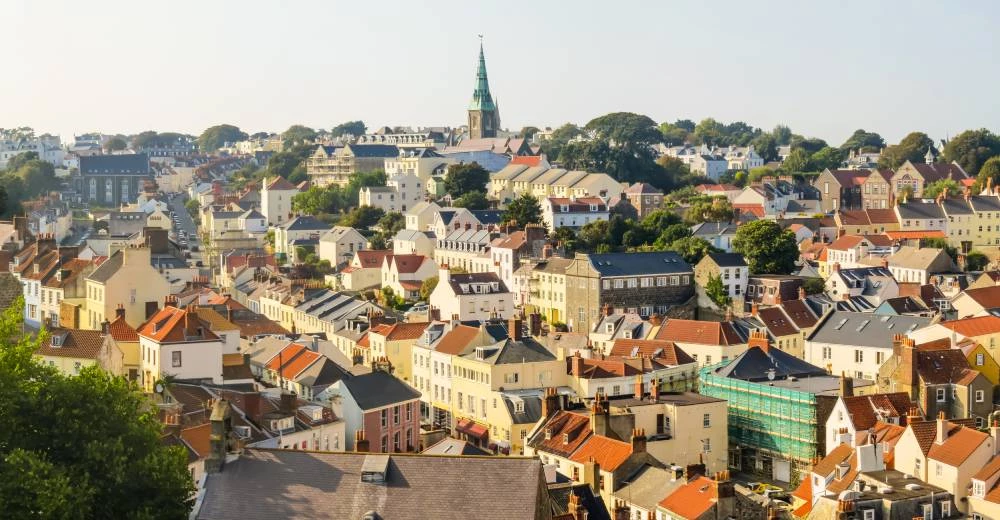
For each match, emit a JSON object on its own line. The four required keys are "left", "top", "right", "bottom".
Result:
{"left": 467, "top": 42, "right": 500, "bottom": 140}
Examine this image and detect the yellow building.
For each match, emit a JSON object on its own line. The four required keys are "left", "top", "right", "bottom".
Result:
{"left": 911, "top": 315, "right": 1000, "bottom": 365}
{"left": 35, "top": 328, "right": 124, "bottom": 377}
{"left": 84, "top": 246, "right": 171, "bottom": 330}
{"left": 959, "top": 341, "right": 1000, "bottom": 386}
{"left": 527, "top": 257, "right": 571, "bottom": 325}
{"left": 367, "top": 322, "right": 430, "bottom": 384}
{"left": 107, "top": 306, "right": 141, "bottom": 382}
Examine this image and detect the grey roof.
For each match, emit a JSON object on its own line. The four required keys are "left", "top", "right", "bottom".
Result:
{"left": 716, "top": 343, "right": 829, "bottom": 382}
{"left": 896, "top": 201, "right": 945, "bottom": 220}
{"left": 283, "top": 215, "right": 332, "bottom": 231}
{"left": 807, "top": 311, "right": 931, "bottom": 348}
{"left": 705, "top": 252, "right": 747, "bottom": 268}
{"left": 941, "top": 198, "right": 973, "bottom": 215}
{"left": 970, "top": 195, "right": 1000, "bottom": 211}
{"left": 240, "top": 209, "right": 265, "bottom": 219}
{"left": 421, "top": 437, "right": 491, "bottom": 456}
{"left": 470, "top": 209, "right": 504, "bottom": 225}
{"left": 393, "top": 229, "right": 432, "bottom": 242}
{"left": 584, "top": 251, "right": 692, "bottom": 277}
{"left": 461, "top": 335, "right": 555, "bottom": 365}
{"left": 492, "top": 164, "right": 530, "bottom": 181}
{"left": 447, "top": 272, "right": 509, "bottom": 295}
{"left": 346, "top": 143, "right": 399, "bottom": 157}
{"left": 613, "top": 466, "right": 682, "bottom": 513}
{"left": 86, "top": 250, "right": 124, "bottom": 283}
{"left": 196, "top": 449, "right": 546, "bottom": 520}
{"left": 502, "top": 393, "right": 544, "bottom": 425}
{"left": 294, "top": 357, "right": 349, "bottom": 389}
{"left": 340, "top": 371, "right": 420, "bottom": 411}
{"left": 294, "top": 290, "right": 378, "bottom": 325}
{"left": 80, "top": 153, "right": 150, "bottom": 175}
{"left": 691, "top": 221, "right": 738, "bottom": 237}
{"left": 533, "top": 257, "right": 573, "bottom": 273}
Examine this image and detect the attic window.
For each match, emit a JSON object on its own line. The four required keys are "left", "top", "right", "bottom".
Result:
{"left": 562, "top": 433, "right": 569, "bottom": 444}
{"left": 360, "top": 454, "right": 390, "bottom": 484}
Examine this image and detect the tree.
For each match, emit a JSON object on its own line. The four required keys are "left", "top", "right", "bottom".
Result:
{"left": 282, "top": 125, "right": 317, "bottom": 148}
{"left": 666, "top": 236, "right": 718, "bottom": 264}
{"left": 782, "top": 149, "right": 812, "bottom": 172}
{"left": 443, "top": 162, "right": 489, "bottom": 196}
{"left": 519, "top": 126, "right": 540, "bottom": 139}
{"left": 0, "top": 298, "right": 195, "bottom": 518}
{"left": 974, "top": 157, "right": 1000, "bottom": 192}
{"left": 453, "top": 191, "right": 489, "bottom": 210}
{"left": 552, "top": 227, "right": 579, "bottom": 254}
{"left": 772, "top": 125, "right": 793, "bottom": 145}
{"left": 791, "top": 136, "right": 829, "bottom": 155}
{"left": 197, "top": 124, "right": 247, "bottom": 152}
{"left": 330, "top": 120, "right": 366, "bottom": 138}
{"left": 705, "top": 273, "right": 731, "bottom": 309}
{"left": 14, "top": 160, "right": 59, "bottom": 197}
{"left": 923, "top": 179, "right": 962, "bottom": 198}
{"left": 747, "top": 166, "right": 774, "bottom": 183}
{"left": 840, "top": 129, "right": 885, "bottom": 152}
{"left": 4, "top": 151, "right": 39, "bottom": 172}
{"left": 659, "top": 121, "right": 691, "bottom": 145}
{"left": 377, "top": 212, "right": 405, "bottom": 236}
{"left": 655, "top": 156, "right": 693, "bottom": 190}
{"left": 922, "top": 238, "right": 958, "bottom": 263}
{"left": 266, "top": 144, "right": 313, "bottom": 179}
{"left": 967, "top": 251, "right": 989, "bottom": 272}
{"left": 420, "top": 276, "right": 438, "bottom": 301}
{"left": 539, "top": 123, "right": 585, "bottom": 160}
{"left": 809, "top": 147, "right": 846, "bottom": 171}
{"left": 693, "top": 118, "right": 725, "bottom": 145}
{"left": 685, "top": 198, "right": 734, "bottom": 224}
{"left": 339, "top": 206, "right": 384, "bottom": 229}
{"left": 943, "top": 129, "right": 1000, "bottom": 175}
{"left": 586, "top": 112, "right": 661, "bottom": 146}
{"left": 502, "top": 193, "right": 543, "bottom": 227}
{"left": 750, "top": 132, "right": 779, "bottom": 162}
{"left": 802, "top": 277, "right": 826, "bottom": 295}
{"left": 878, "top": 132, "right": 935, "bottom": 169}
{"left": 104, "top": 137, "right": 128, "bottom": 152}
{"left": 652, "top": 224, "right": 692, "bottom": 249}
{"left": 732, "top": 220, "right": 798, "bottom": 274}
{"left": 185, "top": 198, "right": 200, "bottom": 220}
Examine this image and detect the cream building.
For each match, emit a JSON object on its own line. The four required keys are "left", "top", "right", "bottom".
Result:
{"left": 84, "top": 246, "right": 172, "bottom": 331}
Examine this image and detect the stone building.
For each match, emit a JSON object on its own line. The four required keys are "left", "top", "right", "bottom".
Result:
{"left": 74, "top": 153, "right": 151, "bottom": 205}
{"left": 467, "top": 43, "right": 500, "bottom": 140}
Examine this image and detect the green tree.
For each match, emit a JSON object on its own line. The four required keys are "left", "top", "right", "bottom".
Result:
{"left": 878, "top": 132, "right": 935, "bottom": 169}
{"left": 197, "top": 124, "right": 247, "bottom": 152}
{"left": 658, "top": 120, "right": 691, "bottom": 145}
{"left": 331, "top": 120, "right": 366, "bottom": 138}
{"left": 922, "top": 178, "right": 962, "bottom": 198}
{"left": 974, "top": 156, "right": 1000, "bottom": 193}
{"left": 266, "top": 144, "right": 314, "bottom": 179}
{"left": 772, "top": 124, "right": 793, "bottom": 145}
{"left": 551, "top": 227, "right": 578, "bottom": 254}
{"left": 809, "top": 147, "right": 846, "bottom": 171}
{"left": 340, "top": 206, "right": 385, "bottom": 229}
{"left": 840, "top": 129, "right": 885, "bottom": 152}
{"left": 653, "top": 224, "right": 693, "bottom": 249}
{"left": 502, "top": 193, "right": 543, "bottom": 227}
{"left": 453, "top": 191, "right": 489, "bottom": 210}
{"left": 539, "top": 123, "right": 584, "bottom": 160}
{"left": 105, "top": 137, "right": 128, "bottom": 152}
{"left": 14, "top": 160, "right": 59, "bottom": 197}
{"left": 282, "top": 125, "right": 318, "bottom": 148}
{"left": 922, "top": 237, "right": 958, "bottom": 262}
{"left": 748, "top": 166, "right": 774, "bottom": 183}
{"left": 732, "top": 220, "right": 798, "bottom": 274}
{"left": 185, "top": 198, "right": 200, "bottom": 220}
{"left": 705, "top": 273, "right": 731, "bottom": 309}
{"left": 586, "top": 112, "right": 661, "bottom": 146}
{"left": 377, "top": 212, "right": 405, "bottom": 235}
{"left": 443, "top": 162, "right": 489, "bottom": 195}
{"left": 967, "top": 251, "right": 989, "bottom": 272}
{"left": 655, "top": 155, "right": 694, "bottom": 190}
{"left": 750, "top": 132, "right": 779, "bottom": 162}
{"left": 791, "top": 137, "right": 829, "bottom": 155}
{"left": 4, "top": 151, "right": 39, "bottom": 172}
{"left": 782, "top": 148, "right": 812, "bottom": 172}
{"left": 943, "top": 129, "right": 1000, "bottom": 175}
{"left": 0, "top": 298, "right": 195, "bottom": 518}
{"left": 802, "top": 277, "right": 826, "bottom": 295}
{"left": 420, "top": 276, "right": 438, "bottom": 301}
{"left": 685, "top": 197, "right": 734, "bottom": 224}
{"left": 292, "top": 185, "right": 341, "bottom": 215}
{"left": 666, "top": 236, "right": 718, "bottom": 264}
{"left": 519, "top": 126, "right": 540, "bottom": 139}
{"left": 693, "top": 118, "right": 725, "bottom": 145}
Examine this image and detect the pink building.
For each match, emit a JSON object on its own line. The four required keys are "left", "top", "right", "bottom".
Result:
{"left": 333, "top": 368, "right": 422, "bottom": 453}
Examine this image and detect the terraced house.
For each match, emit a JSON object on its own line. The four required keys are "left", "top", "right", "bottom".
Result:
{"left": 563, "top": 252, "right": 694, "bottom": 333}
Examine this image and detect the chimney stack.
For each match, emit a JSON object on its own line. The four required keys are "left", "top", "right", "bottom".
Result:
{"left": 651, "top": 378, "right": 661, "bottom": 401}
{"left": 583, "top": 457, "right": 601, "bottom": 495}
{"left": 541, "top": 387, "right": 561, "bottom": 418}
{"left": 508, "top": 316, "right": 523, "bottom": 341}
{"left": 570, "top": 352, "right": 584, "bottom": 377}
{"left": 280, "top": 391, "right": 297, "bottom": 415}
{"left": 590, "top": 396, "right": 610, "bottom": 437}
{"left": 748, "top": 329, "right": 770, "bottom": 353}
{"left": 205, "top": 399, "right": 232, "bottom": 474}
{"left": 115, "top": 304, "right": 126, "bottom": 320}
{"left": 634, "top": 374, "right": 644, "bottom": 400}
{"left": 751, "top": 301, "right": 759, "bottom": 317}
{"left": 798, "top": 286, "right": 807, "bottom": 300}
{"left": 630, "top": 428, "right": 646, "bottom": 454}
{"left": 355, "top": 430, "right": 370, "bottom": 453}
{"left": 936, "top": 411, "right": 948, "bottom": 445}
{"left": 992, "top": 419, "right": 1000, "bottom": 456}
{"left": 840, "top": 372, "right": 854, "bottom": 397}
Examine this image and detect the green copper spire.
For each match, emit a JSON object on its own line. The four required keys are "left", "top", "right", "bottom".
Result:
{"left": 469, "top": 43, "right": 497, "bottom": 111}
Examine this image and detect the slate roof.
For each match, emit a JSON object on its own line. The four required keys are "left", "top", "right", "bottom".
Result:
{"left": 86, "top": 250, "right": 124, "bottom": 283}
{"left": 716, "top": 343, "right": 829, "bottom": 382}
{"left": 691, "top": 222, "right": 738, "bottom": 237}
{"left": 196, "top": 449, "right": 546, "bottom": 520}
{"left": 704, "top": 252, "right": 747, "bottom": 268}
{"left": 446, "top": 272, "right": 509, "bottom": 294}
{"left": 808, "top": 311, "right": 931, "bottom": 348}
{"left": 80, "top": 153, "right": 150, "bottom": 175}
{"left": 896, "top": 201, "right": 946, "bottom": 220}
{"left": 757, "top": 307, "right": 799, "bottom": 337}
{"left": 462, "top": 338, "right": 555, "bottom": 365}
{"left": 283, "top": 215, "right": 331, "bottom": 231}
{"left": 345, "top": 143, "right": 400, "bottom": 157}
{"left": 502, "top": 393, "right": 544, "bottom": 425}
{"left": 585, "top": 251, "right": 691, "bottom": 276}
{"left": 36, "top": 329, "right": 106, "bottom": 359}
{"left": 340, "top": 370, "right": 420, "bottom": 411}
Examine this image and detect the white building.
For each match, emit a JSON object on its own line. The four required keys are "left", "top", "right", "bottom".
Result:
{"left": 540, "top": 197, "right": 609, "bottom": 232}
{"left": 358, "top": 173, "right": 423, "bottom": 213}
{"left": 383, "top": 148, "right": 455, "bottom": 184}
{"left": 804, "top": 311, "right": 932, "bottom": 382}
{"left": 404, "top": 201, "right": 442, "bottom": 232}
{"left": 429, "top": 267, "right": 514, "bottom": 321}
{"left": 260, "top": 176, "right": 301, "bottom": 225}
{"left": 392, "top": 229, "right": 436, "bottom": 257}
{"left": 318, "top": 226, "right": 367, "bottom": 268}
{"left": 137, "top": 303, "right": 223, "bottom": 389}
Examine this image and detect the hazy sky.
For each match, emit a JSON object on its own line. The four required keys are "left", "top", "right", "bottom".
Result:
{"left": 3, "top": 0, "right": 998, "bottom": 145}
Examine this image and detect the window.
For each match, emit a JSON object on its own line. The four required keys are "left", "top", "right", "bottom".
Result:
{"left": 854, "top": 350, "right": 863, "bottom": 363}
{"left": 602, "top": 280, "right": 610, "bottom": 290}
{"left": 172, "top": 351, "right": 182, "bottom": 368}
{"left": 703, "top": 414, "right": 711, "bottom": 428}
{"left": 381, "top": 409, "right": 388, "bottom": 427}
{"left": 922, "top": 504, "right": 932, "bottom": 520}
{"left": 702, "top": 438, "right": 711, "bottom": 453}
{"left": 393, "top": 405, "right": 400, "bottom": 424}
{"left": 612, "top": 385, "right": 621, "bottom": 396}
{"left": 822, "top": 346, "right": 831, "bottom": 360}
{"left": 935, "top": 463, "right": 943, "bottom": 477}
{"left": 613, "top": 279, "right": 624, "bottom": 289}
{"left": 977, "top": 353, "right": 985, "bottom": 366}
{"left": 627, "top": 278, "right": 637, "bottom": 289}
{"left": 863, "top": 510, "right": 875, "bottom": 520}
{"left": 936, "top": 388, "right": 946, "bottom": 402}
{"left": 381, "top": 436, "right": 388, "bottom": 453}
{"left": 656, "top": 277, "right": 667, "bottom": 286}
{"left": 915, "top": 458, "right": 921, "bottom": 474}
{"left": 974, "top": 480, "right": 987, "bottom": 498}
{"left": 977, "top": 390, "right": 986, "bottom": 402}
{"left": 393, "top": 431, "right": 400, "bottom": 452}
{"left": 875, "top": 352, "right": 884, "bottom": 365}
{"left": 940, "top": 501, "right": 950, "bottom": 517}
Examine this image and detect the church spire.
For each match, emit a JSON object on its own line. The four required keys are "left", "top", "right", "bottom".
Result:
{"left": 925, "top": 146, "right": 935, "bottom": 164}
{"left": 469, "top": 41, "right": 496, "bottom": 112}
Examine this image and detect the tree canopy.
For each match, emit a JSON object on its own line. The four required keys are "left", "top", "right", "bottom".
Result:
{"left": 197, "top": 124, "right": 247, "bottom": 152}
{"left": 519, "top": 126, "right": 540, "bottom": 139}
{"left": 538, "top": 123, "right": 584, "bottom": 160}
{"left": 732, "top": 220, "right": 798, "bottom": 274}
{"left": 974, "top": 157, "right": 1000, "bottom": 193}
{"left": 339, "top": 206, "right": 385, "bottom": 229}
{"left": 840, "top": 129, "right": 885, "bottom": 152}
{"left": 132, "top": 131, "right": 189, "bottom": 149}
{"left": 105, "top": 137, "right": 128, "bottom": 152}
{"left": 330, "top": 121, "right": 366, "bottom": 138}
{"left": 443, "top": 162, "right": 489, "bottom": 196}
{"left": 923, "top": 178, "right": 962, "bottom": 198}
{"left": 0, "top": 298, "right": 195, "bottom": 518}
{"left": 453, "top": 191, "right": 489, "bottom": 210}
{"left": 878, "top": 132, "right": 935, "bottom": 169}
{"left": 942, "top": 129, "right": 1000, "bottom": 175}
{"left": 281, "top": 125, "right": 318, "bottom": 148}
{"left": 502, "top": 193, "right": 543, "bottom": 227}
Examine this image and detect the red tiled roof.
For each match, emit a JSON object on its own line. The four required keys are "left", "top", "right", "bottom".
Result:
{"left": 530, "top": 410, "right": 591, "bottom": 458}
{"left": 266, "top": 343, "right": 307, "bottom": 371}
{"left": 435, "top": 325, "right": 480, "bottom": 355}
{"left": 355, "top": 249, "right": 393, "bottom": 269}
{"left": 265, "top": 176, "right": 297, "bottom": 191}
{"left": 137, "top": 306, "right": 221, "bottom": 343}
{"left": 107, "top": 315, "right": 139, "bottom": 342}
{"left": 884, "top": 230, "right": 947, "bottom": 240}
{"left": 732, "top": 204, "right": 765, "bottom": 218}
{"left": 927, "top": 426, "right": 990, "bottom": 467}
{"left": 569, "top": 435, "right": 633, "bottom": 472}
{"left": 510, "top": 155, "right": 543, "bottom": 167}
{"left": 939, "top": 316, "right": 1000, "bottom": 337}
{"left": 827, "top": 235, "right": 865, "bottom": 251}
{"left": 842, "top": 393, "right": 912, "bottom": 431}
{"left": 607, "top": 339, "right": 695, "bottom": 365}
{"left": 35, "top": 329, "right": 106, "bottom": 359}
{"left": 655, "top": 319, "right": 742, "bottom": 346}
{"left": 757, "top": 307, "right": 798, "bottom": 337}
{"left": 373, "top": 322, "right": 430, "bottom": 341}
{"left": 812, "top": 443, "right": 854, "bottom": 476}
{"left": 867, "top": 209, "right": 899, "bottom": 224}
{"left": 973, "top": 455, "right": 1000, "bottom": 481}
{"left": 180, "top": 422, "right": 211, "bottom": 458}
{"left": 658, "top": 476, "right": 718, "bottom": 519}
{"left": 389, "top": 254, "right": 430, "bottom": 274}
{"left": 399, "top": 280, "right": 423, "bottom": 291}
{"left": 909, "top": 420, "right": 973, "bottom": 455}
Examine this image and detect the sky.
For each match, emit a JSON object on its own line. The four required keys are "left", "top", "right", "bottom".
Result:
{"left": 2, "top": 0, "right": 999, "bottom": 146}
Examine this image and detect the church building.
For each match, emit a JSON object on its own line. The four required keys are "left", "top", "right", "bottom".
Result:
{"left": 467, "top": 43, "right": 500, "bottom": 140}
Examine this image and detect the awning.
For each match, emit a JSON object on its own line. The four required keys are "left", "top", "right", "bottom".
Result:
{"left": 455, "top": 418, "right": 489, "bottom": 439}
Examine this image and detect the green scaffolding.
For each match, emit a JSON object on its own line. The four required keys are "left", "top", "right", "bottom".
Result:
{"left": 700, "top": 364, "right": 819, "bottom": 464}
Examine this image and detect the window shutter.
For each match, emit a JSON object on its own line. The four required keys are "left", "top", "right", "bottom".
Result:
{"left": 656, "top": 413, "right": 664, "bottom": 434}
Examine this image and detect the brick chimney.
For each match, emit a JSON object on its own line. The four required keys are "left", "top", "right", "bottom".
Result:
{"left": 798, "top": 286, "right": 807, "bottom": 300}
{"left": 541, "top": 387, "right": 561, "bottom": 418}
{"left": 936, "top": 411, "right": 948, "bottom": 445}
{"left": 115, "top": 304, "right": 126, "bottom": 320}
{"left": 894, "top": 334, "right": 918, "bottom": 388}
{"left": 651, "top": 378, "right": 661, "bottom": 401}
{"left": 840, "top": 372, "right": 853, "bottom": 397}
{"left": 508, "top": 316, "right": 523, "bottom": 341}
{"left": 634, "top": 374, "right": 644, "bottom": 400}
{"left": 583, "top": 457, "right": 601, "bottom": 495}
{"left": 751, "top": 301, "right": 759, "bottom": 317}
{"left": 748, "top": 329, "right": 770, "bottom": 353}
{"left": 280, "top": 391, "right": 297, "bottom": 415}
{"left": 570, "top": 352, "right": 584, "bottom": 377}
{"left": 630, "top": 428, "right": 646, "bottom": 454}
{"left": 164, "top": 295, "right": 177, "bottom": 308}
{"left": 567, "top": 491, "right": 588, "bottom": 520}
{"left": 881, "top": 256, "right": 889, "bottom": 269}
{"left": 529, "top": 312, "right": 542, "bottom": 336}
{"left": 355, "top": 430, "right": 370, "bottom": 453}
{"left": 992, "top": 419, "right": 1000, "bottom": 456}
{"left": 205, "top": 399, "right": 232, "bottom": 474}
{"left": 714, "top": 470, "right": 735, "bottom": 520}
{"left": 590, "top": 397, "right": 610, "bottom": 437}
{"left": 833, "top": 262, "right": 841, "bottom": 272}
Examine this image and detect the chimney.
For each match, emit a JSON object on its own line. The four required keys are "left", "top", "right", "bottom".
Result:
{"left": 101, "top": 319, "right": 110, "bottom": 334}
{"left": 840, "top": 372, "right": 854, "bottom": 397}
{"left": 164, "top": 295, "right": 176, "bottom": 308}
{"left": 936, "top": 411, "right": 947, "bottom": 444}
{"left": 280, "top": 391, "right": 297, "bottom": 415}
{"left": 242, "top": 392, "right": 261, "bottom": 421}
{"left": 508, "top": 316, "right": 523, "bottom": 341}
{"left": 992, "top": 419, "right": 1000, "bottom": 456}
{"left": 651, "top": 378, "right": 661, "bottom": 401}
{"left": 439, "top": 264, "right": 451, "bottom": 285}
{"left": 630, "top": 428, "right": 646, "bottom": 454}
{"left": 634, "top": 374, "right": 644, "bottom": 400}
{"left": 896, "top": 335, "right": 917, "bottom": 388}
{"left": 355, "top": 430, "right": 370, "bottom": 453}
{"left": 612, "top": 500, "right": 630, "bottom": 520}
{"left": 649, "top": 313, "right": 662, "bottom": 326}
{"left": 590, "top": 398, "right": 610, "bottom": 437}
{"left": 798, "top": 286, "right": 807, "bottom": 300}
{"left": 529, "top": 313, "right": 542, "bottom": 337}
{"left": 750, "top": 301, "right": 759, "bottom": 317}
{"left": 205, "top": 399, "right": 232, "bottom": 474}
{"left": 583, "top": 457, "right": 601, "bottom": 495}
{"left": 115, "top": 304, "right": 126, "bottom": 320}
{"left": 567, "top": 491, "right": 588, "bottom": 520}
{"left": 571, "top": 352, "right": 584, "bottom": 377}
{"left": 748, "top": 329, "right": 770, "bottom": 353}
{"left": 541, "top": 387, "right": 561, "bottom": 418}
{"left": 715, "top": 471, "right": 735, "bottom": 520}
{"left": 833, "top": 262, "right": 841, "bottom": 272}
{"left": 686, "top": 458, "right": 707, "bottom": 481}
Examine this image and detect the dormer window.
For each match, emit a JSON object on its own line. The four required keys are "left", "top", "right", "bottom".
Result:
{"left": 560, "top": 205, "right": 569, "bottom": 213}
{"left": 605, "top": 324, "right": 614, "bottom": 334}
{"left": 562, "top": 433, "right": 570, "bottom": 444}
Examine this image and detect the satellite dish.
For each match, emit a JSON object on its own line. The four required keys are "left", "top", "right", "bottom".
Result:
{"left": 155, "top": 383, "right": 165, "bottom": 394}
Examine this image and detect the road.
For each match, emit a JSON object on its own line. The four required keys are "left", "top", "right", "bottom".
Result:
{"left": 166, "top": 193, "right": 204, "bottom": 270}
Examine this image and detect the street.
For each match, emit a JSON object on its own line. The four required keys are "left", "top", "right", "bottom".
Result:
{"left": 166, "top": 192, "right": 204, "bottom": 270}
